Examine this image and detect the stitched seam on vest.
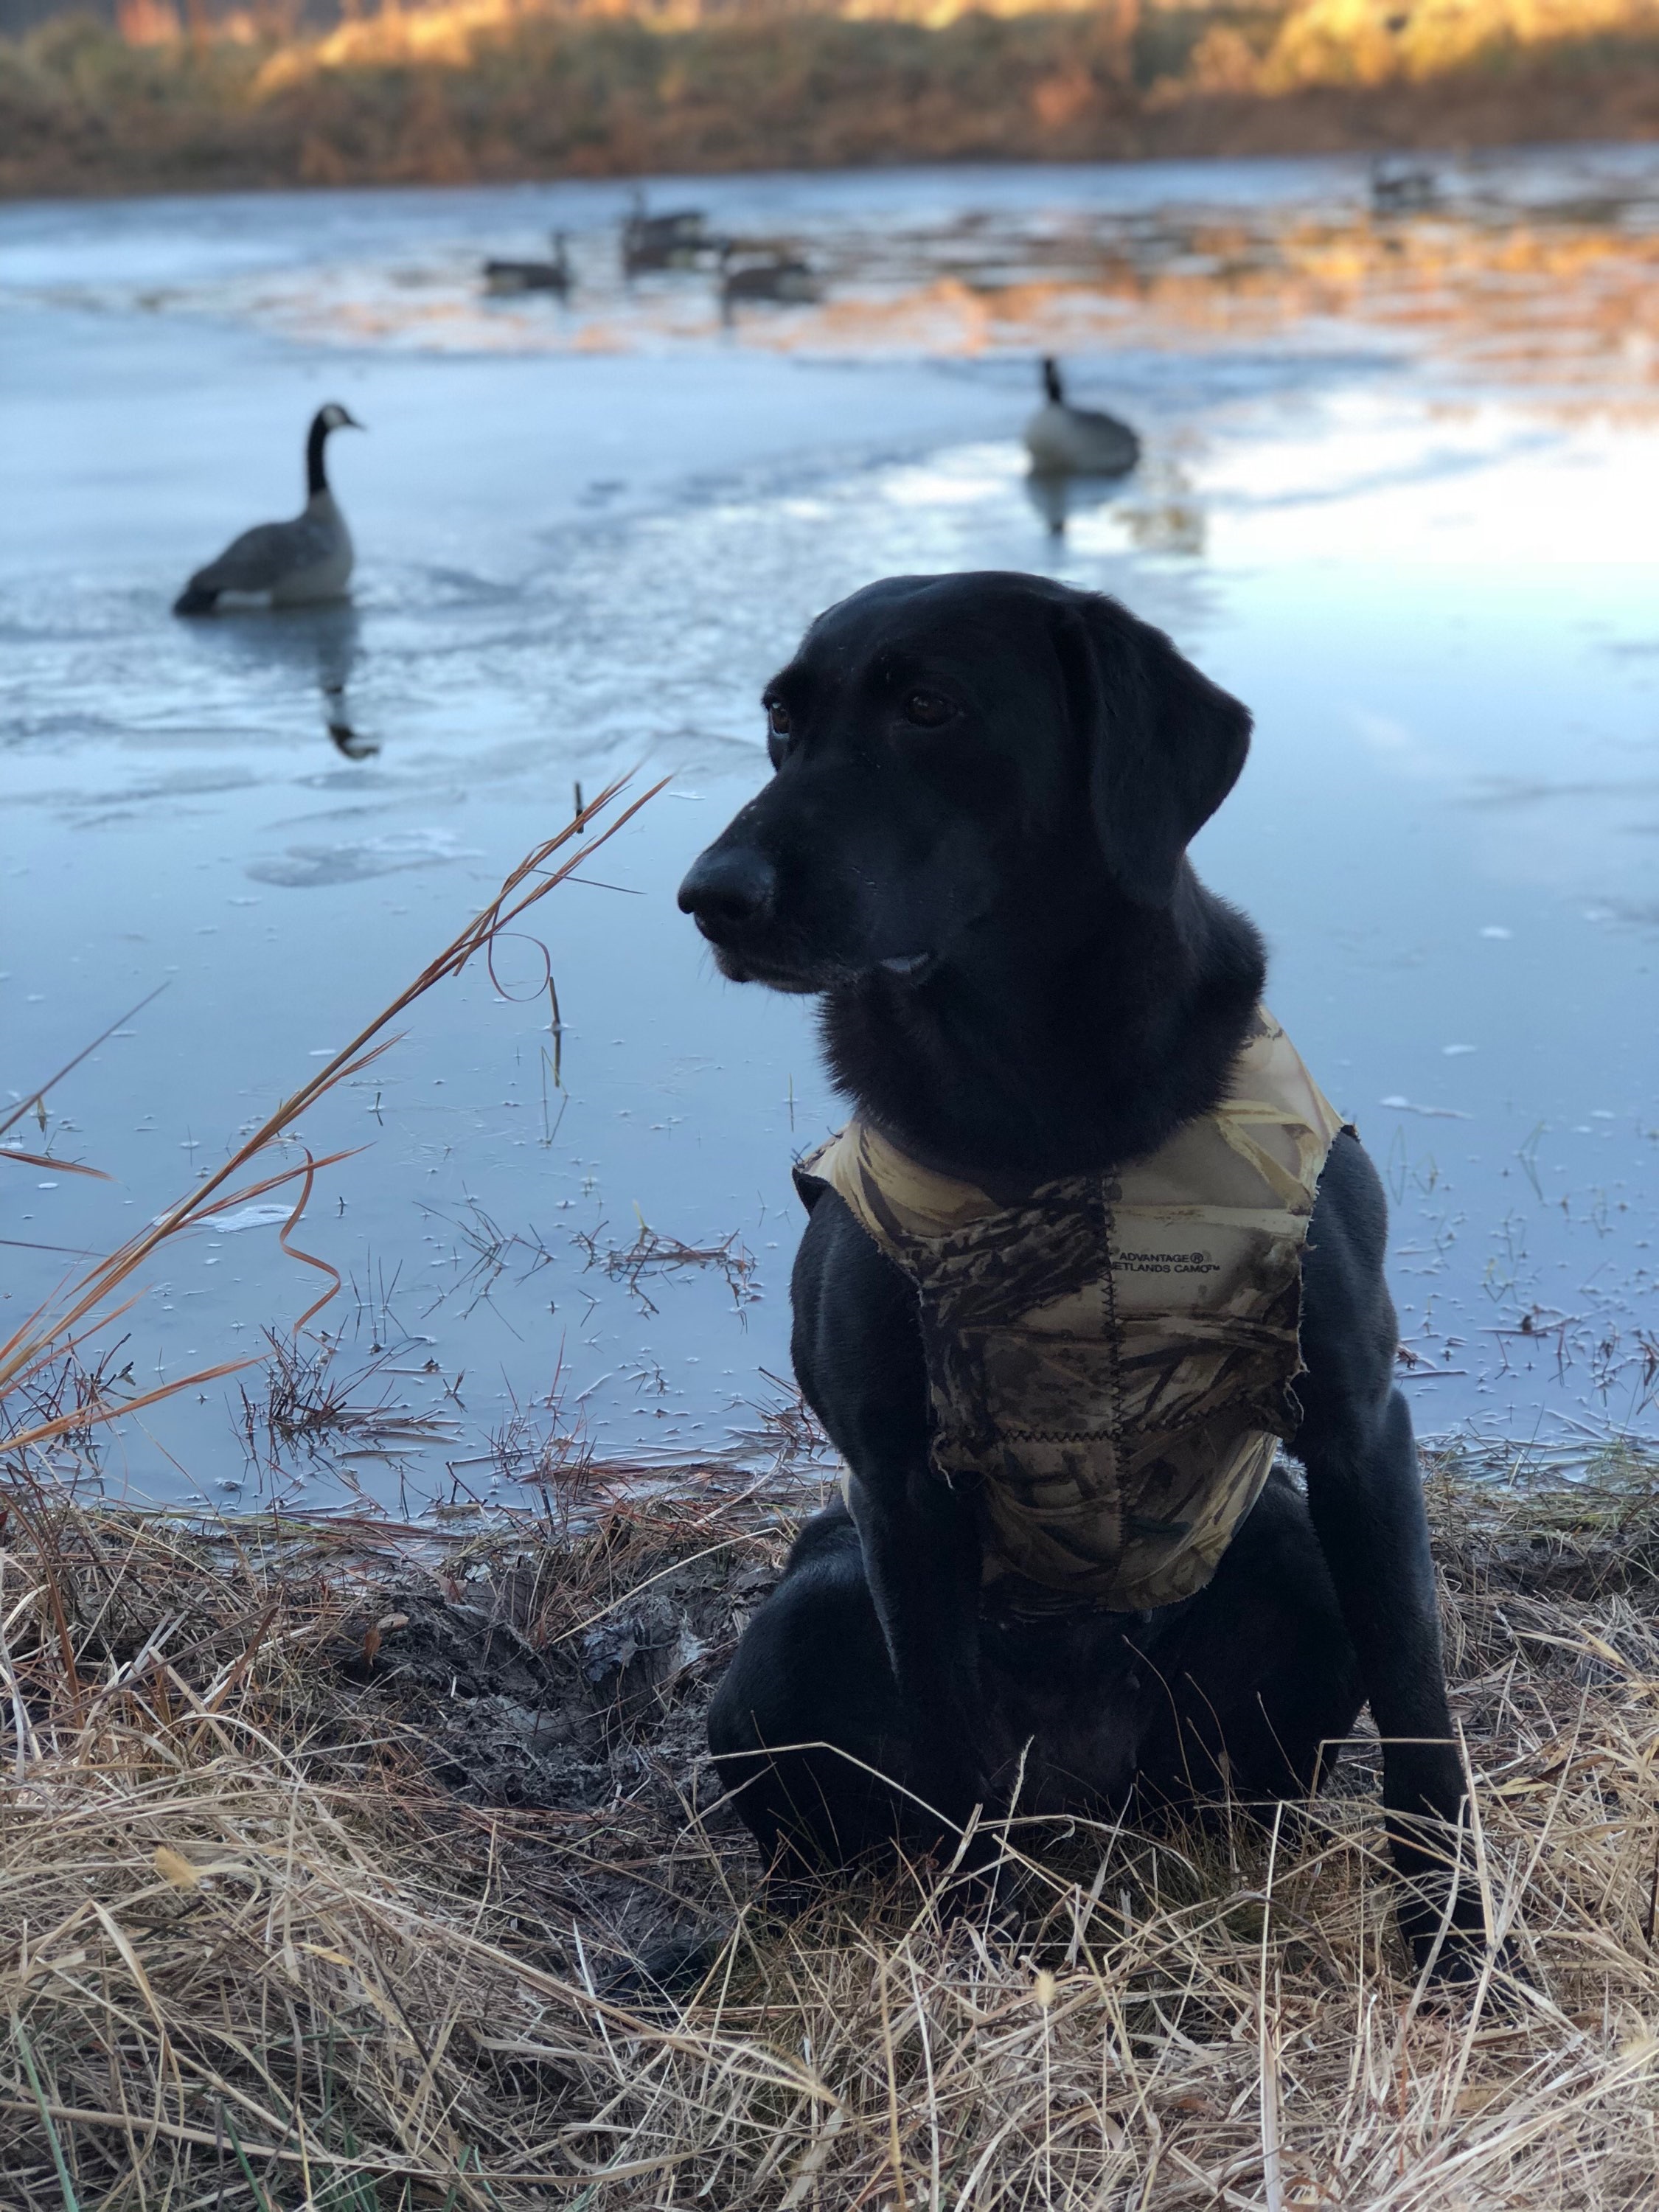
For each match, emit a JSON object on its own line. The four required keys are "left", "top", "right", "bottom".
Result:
{"left": 1001, "top": 1429, "right": 1114, "bottom": 1444}
{"left": 1098, "top": 1173, "right": 1126, "bottom": 1468}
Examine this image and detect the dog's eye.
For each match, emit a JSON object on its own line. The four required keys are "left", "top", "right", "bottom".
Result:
{"left": 766, "top": 700, "right": 791, "bottom": 740}
{"left": 903, "top": 690, "right": 953, "bottom": 728}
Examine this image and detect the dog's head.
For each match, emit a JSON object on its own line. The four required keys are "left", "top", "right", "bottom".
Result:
{"left": 677, "top": 571, "right": 1251, "bottom": 993}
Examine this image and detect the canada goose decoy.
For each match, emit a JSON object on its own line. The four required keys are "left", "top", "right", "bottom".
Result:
{"left": 1370, "top": 157, "right": 1437, "bottom": 214}
{"left": 622, "top": 190, "right": 710, "bottom": 275}
{"left": 482, "top": 231, "right": 572, "bottom": 296}
{"left": 719, "top": 243, "right": 823, "bottom": 310}
{"left": 1023, "top": 358, "right": 1141, "bottom": 479}
{"left": 173, "top": 403, "right": 363, "bottom": 617}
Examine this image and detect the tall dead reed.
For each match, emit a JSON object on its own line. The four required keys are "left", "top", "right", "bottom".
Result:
{"left": 1, "top": 775, "right": 664, "bottom": 1461}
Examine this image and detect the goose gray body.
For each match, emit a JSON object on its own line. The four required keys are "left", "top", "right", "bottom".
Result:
{"left": 175, "top": 403, "right": 362, "bottom": 616}
{"left": 622, "top": 192, "right": 709, "bottom": 274}
{"left": 1023, "top": 357, "right": 1141, "bottom": 479}
{"left": 719, "top": 246, "right": 821, "bottom": 307}
{"left": 483, "top": 232, "right": 571, "bottom": 295}
{"left": 1371, "top": 157, "right": 1436, "bottom": 212}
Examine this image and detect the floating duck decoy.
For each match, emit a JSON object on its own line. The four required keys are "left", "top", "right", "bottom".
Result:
{"left": 719, "top": 243, "right": 822, "bottom": 313}
{"left": 1370, "top": 157, "right": 1438, "bottom": 214}
{"left": 173, "top": 403, "right": 363, "bottom": 616}
{"left": 1023, "top": 358, "right": 1141, "bottom": 480}
{"left": 622, "top": 190, "right": 711, "bottom": 275}
{"left": 482, "top": 231, "right": 572, "bottom": 296}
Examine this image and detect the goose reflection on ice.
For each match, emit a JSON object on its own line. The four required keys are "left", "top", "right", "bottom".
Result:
{"left": 188, "top": 602, "right": 377, "bottom": 758}
{"left": 319, "top": 631, "right": 375, "bottom": 760}
{"left": 1023, "top": 468, "right": 1135, "bottom": 540}
{"left": 305, "top": 605, "right": 375, "bottom": 759}
{"left": 1024, "top": 472, "right": 1209, "bottom": 557}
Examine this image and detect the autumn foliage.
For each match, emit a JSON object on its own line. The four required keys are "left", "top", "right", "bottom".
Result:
{"left": 7, "top": 0, "right": 1659, "bottom": 197}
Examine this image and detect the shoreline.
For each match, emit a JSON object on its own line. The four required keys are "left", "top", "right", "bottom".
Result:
{"left": 8, "top": 13, "right": 1659, "bottom": 201}
{"left": 4, "top": 1443, "right": 1658, "bottom": 2201}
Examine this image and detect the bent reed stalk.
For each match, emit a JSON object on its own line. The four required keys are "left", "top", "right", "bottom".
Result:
{"left": 1, "top": 773, "right": 666, "bottom": 1457}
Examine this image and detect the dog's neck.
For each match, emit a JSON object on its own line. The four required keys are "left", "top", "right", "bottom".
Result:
{"left": 818, "top": 863, "right": 1267, "bottom": 1185}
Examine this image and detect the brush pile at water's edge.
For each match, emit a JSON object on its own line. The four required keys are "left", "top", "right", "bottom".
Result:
{"left": 2, "top": 1444, "right": 1658, "bottom": 2208}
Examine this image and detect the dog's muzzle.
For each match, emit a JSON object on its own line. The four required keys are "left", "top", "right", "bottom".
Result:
{"left": 677, "top": 844, "right": 779, "bottom": 945}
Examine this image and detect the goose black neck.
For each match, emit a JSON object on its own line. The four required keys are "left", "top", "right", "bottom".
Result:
{"left": 1043, "top": 358, "right": 1064, "bottom": 403}
{"left": 306, "top": 414, "right": 332, "bottom": 498}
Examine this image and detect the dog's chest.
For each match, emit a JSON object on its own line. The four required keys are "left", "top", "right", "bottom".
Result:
{"left": 801, "top": 1010, "right": 1347, "bottom": 1613}
{"left": 976, "top": 1615, "right": 1154, "bottom": 1808}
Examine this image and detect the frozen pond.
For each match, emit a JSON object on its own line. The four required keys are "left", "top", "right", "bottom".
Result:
{"left": 4, "top": 149, "right": 1659, "bottom": 1513}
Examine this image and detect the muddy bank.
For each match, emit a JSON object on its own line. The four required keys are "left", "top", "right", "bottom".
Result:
{"left": 7, "top": 12, "right": 1659, "bottom": 198}
{"left": 314, "top": 1495, "right": 786, "bottom": 1952}
{"left": 4, "top": 1447, "right": 1659, "bottom": 2203}
{"left": 2, "top": 1462, "right": 807, "bottom": 1966}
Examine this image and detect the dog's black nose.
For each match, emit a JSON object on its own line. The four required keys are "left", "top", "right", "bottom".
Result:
{"left": 677, "top": 845, "right": 777, "bottom": 938}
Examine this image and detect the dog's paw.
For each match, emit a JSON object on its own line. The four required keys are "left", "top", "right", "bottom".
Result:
{"left": 1408, "top": 1921, "right": 1530, "bottom": 2007}
{"left": 601, "top": 1930, "right": 724, "bottom": 2008}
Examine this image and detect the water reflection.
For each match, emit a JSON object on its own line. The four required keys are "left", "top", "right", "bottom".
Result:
{"left": 315, "top": 610, "right": 375, "bottom": 759}
{"left": 1022, "top": 468, "right": 1133, "bottom": 539}
{"left": 18, "top": 152, "right": 1659, "bottom": 409}
{"left": 188, "top": 602, "right": 375, "bottom": 759}
{"left": 6, "top": 158, "right": 1658, "bottom": 1512}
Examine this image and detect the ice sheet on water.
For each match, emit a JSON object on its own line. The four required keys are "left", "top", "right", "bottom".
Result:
{"left": 246, "top": 829, "right": 481, "bottom": 890}
{"left": 202, "top": 1205, "right": 296, "bottom": 1234}
{"left": 7, "top": 157, "right": 1659, "bottom": 1509}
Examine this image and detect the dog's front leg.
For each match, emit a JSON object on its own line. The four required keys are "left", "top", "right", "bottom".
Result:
{"left": 1297, "top": 1138, "right": 1490, "bottom": 1980}
{"left": 844, "top": 1458, "right": 991, "bottom": 1855}
{"left": 793, "top": 1194, "right": 992, "bottom": 1864}
{"left": 1298, "top": 1388, "right": 1489, "bottom": 1975}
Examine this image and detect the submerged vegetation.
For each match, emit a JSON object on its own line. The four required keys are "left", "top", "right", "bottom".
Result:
{"left": 4, "top": 1444, "right": 1659, "bottom": 2203}
{"left": 10, "top": 0, "right": 1659, "bottom": 196}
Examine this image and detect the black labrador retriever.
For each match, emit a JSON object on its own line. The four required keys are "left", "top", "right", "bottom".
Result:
{"left": 677, "top": 570, "right": 1484, "bottom": 1976}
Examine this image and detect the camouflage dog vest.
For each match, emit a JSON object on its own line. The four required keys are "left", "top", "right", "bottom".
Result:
{"left": 796, "top": 1011, "right": 1348, "bottom": 1614}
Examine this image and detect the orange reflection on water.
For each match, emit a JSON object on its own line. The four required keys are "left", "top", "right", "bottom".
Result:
{"left": 74, "top": 178, "right": 1659, "bottom": 420}
{"left": 731, "top": 202, "right": 1659, "bottom": 409}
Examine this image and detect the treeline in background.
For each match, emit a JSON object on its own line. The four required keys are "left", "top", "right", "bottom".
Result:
{"left": 7, "top": 0, "right": 1659, "bottom": 195}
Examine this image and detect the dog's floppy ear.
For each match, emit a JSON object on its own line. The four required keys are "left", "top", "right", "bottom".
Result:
{"left": 1054, "top": 591, "right": 1252, "bottom": 906}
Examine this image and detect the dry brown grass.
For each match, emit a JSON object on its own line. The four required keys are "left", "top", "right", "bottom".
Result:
{"left": 4, "top": 1443, "right": 1659, "bottom": 2207}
